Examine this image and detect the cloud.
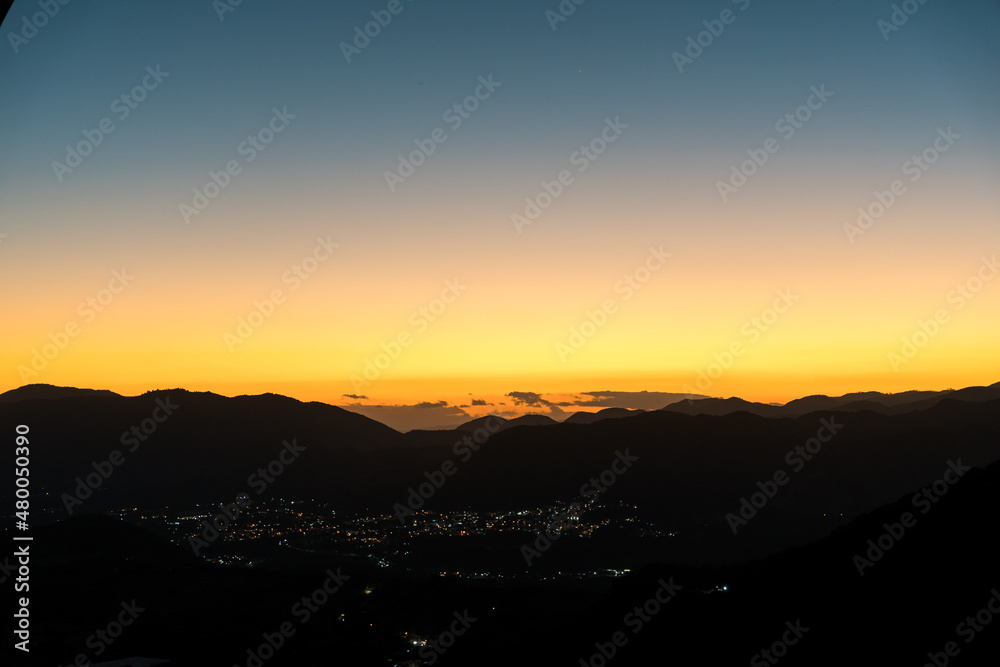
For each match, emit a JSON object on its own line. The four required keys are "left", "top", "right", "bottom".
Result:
{"left": 507, "top": 391, "right": 549, "bottom": 407}
{"left": 342, "top": 393, "right": 368, "bottom": 400}
{"left": 506, "top": 391, "right": 575, "bottom": 419}
{"left": 471, "top": 398, "right": 488, "bottom": 406}
{"left": 502, "top": 389, "right": 711, "bottom": 414}
{"left": 415, "top": 400, "right": 448, "bottom": 409}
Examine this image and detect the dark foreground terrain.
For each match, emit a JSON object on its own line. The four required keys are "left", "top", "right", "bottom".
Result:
{"left": 5, "top": 456, "right": 999, "bottom": 665}
{"left": 2, "top": 384, "right": 999, "bottom": 665}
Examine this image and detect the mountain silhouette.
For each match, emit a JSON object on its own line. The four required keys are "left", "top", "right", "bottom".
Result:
{"left": 0, "top": 383, "right": 122, "bottom": 403}
{"left": 3, "top": 382, "right": 999, "bottom": 568}
{"left": 563, "top": 407, "right": 645, "bottom": 424}
{"left": 662, "top": 382, "right": 1000, "bottom": 417}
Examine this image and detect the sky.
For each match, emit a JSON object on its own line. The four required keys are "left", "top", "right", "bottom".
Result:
{"left": 1, "top": 0, "right": 998, "bottom": 431}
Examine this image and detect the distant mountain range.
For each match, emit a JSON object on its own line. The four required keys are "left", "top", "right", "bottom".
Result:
{"left": 657, "top": 384, "right": 1000, "bottom": 417}
{"left": 3, "top": 381, "right": 999, "bottom": 564}
{"left": 6, "top": 382, "right": 997, "bottom": 427}
{"left": 0, "top": 384, "right": 121, "bottom": 403}
{"left": 450, "top": 407, "right": 644, "bottom": 432}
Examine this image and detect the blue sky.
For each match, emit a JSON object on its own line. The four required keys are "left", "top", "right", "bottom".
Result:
{"left": 2, "top": 0, "right": 999, "bottom": 431}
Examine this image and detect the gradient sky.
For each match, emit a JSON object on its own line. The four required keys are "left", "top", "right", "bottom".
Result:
{"left": 2, "top": 0, "right": 998, "bottom": 430}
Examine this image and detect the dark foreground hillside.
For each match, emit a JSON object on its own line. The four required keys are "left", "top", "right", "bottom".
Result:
{"left": 6, "top": 457, "right": 999, "bottom": 666}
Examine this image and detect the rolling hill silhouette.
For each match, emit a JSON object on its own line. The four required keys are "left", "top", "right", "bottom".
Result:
{"left": 660, "top": 382, "right": 1000, "bottom": 417}
{"left": 3, "top": 382, "right": 999, "bottom": 565}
